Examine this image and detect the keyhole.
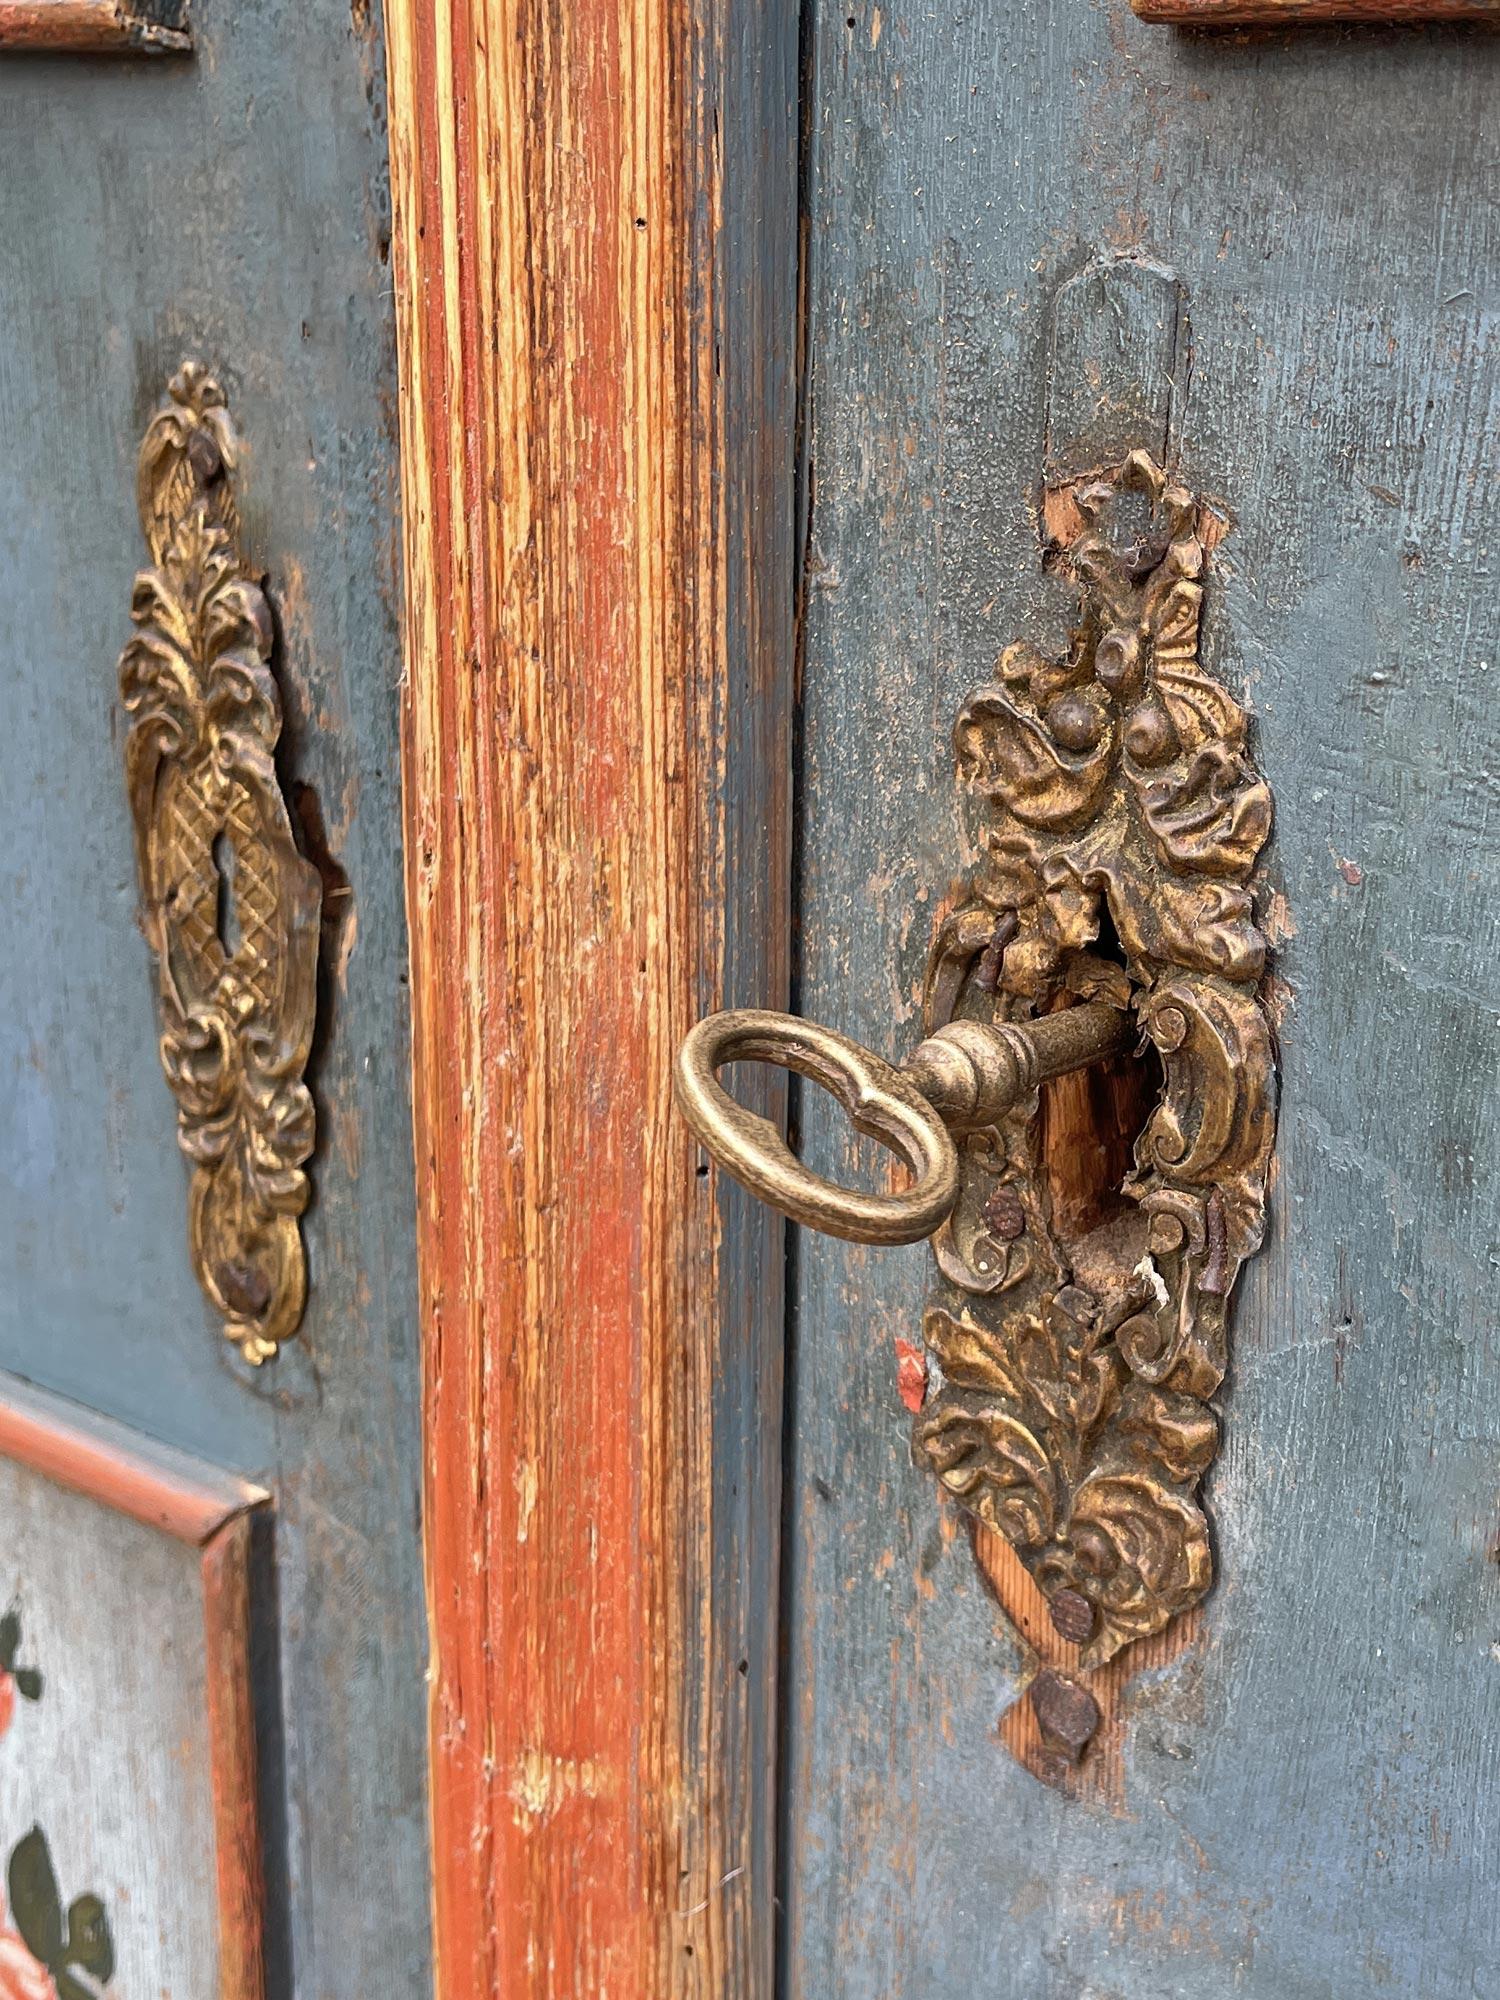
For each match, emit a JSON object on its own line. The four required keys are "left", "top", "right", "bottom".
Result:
{"left": 212, "top": 831, "right": 242, "bottom": 959}
{"left": 1037, "top": 908, "right": 1159, "bottom": 1243}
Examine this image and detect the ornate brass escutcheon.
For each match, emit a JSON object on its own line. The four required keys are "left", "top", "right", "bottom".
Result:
{"left": 676, "top": 446, "right": 1276, "bottom": 1782}
{"left": 118, "top": 366, "right": 321, "bottom": 1366}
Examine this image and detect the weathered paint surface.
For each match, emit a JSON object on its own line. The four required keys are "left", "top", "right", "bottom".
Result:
{"left": 381, "top": 0, "right": 797, "bottom": 1994}
{"left": 1136, "top": 0, "right": 1499, "bottom": 22}
{"left": 784, "top": 6, "right": 1499, "bottom": 1995}
{"left": 0, "top": 1379, "right": 267, "bottom": 2000}
{"left": 0, "top": 4, "right": 432, "bottom": 1995}
{"left": 0, "top": 1456, "right": 223, "bottom": 1998}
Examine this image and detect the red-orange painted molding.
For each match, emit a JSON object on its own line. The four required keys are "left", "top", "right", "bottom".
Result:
{"left": 0, "top": 0, "right": 190, "bottom": 53}
{"left": 0, "top": 1375, "right": 261, "bottom": 1544}
{"left": 1135, "top": 0, "right": 1496, "bottom": 22}
{"left": 382, "top": 1, "right": 797, "bottom": 1995}
{"left": 202, "top": 1517, "right": 267, "bottom": 2000}
{"left": 0, "top": 1375, "right": 268, "bottom": 2000}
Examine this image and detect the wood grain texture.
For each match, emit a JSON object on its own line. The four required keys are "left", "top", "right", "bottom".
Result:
{"left": 0, "top": 0, "right": 190, "bottom": 54}
{"left": 1136, "top": 0, "right": 1497, "bottom": 20}
{"left": 784, "top": 4, "right": 1499, "bottom": 1995}
{"left": 381, "top": 1, "right": 797, "bottom": 1995}
{"left": 1144, "top": 0, "right": 1496, "bottom": 19}
{"left": 202, "top": 1516, "right": 266, "bottom": 2000}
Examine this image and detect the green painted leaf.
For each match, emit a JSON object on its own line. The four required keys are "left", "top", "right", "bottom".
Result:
{"left": 65, "top": 1895, "right": 114, "bottom": 1982}
{"left": 0, "top": 1608, "right": 17, "bottom": 1673}
{"left": 53, "top": 1970, "right": 95, "bottom": 2000}
{"left": 12, "top": 1666, "right": 42, "bottom": 1702}
{"left": 8, "top": 1826, "right": 64, "bottom": 1965}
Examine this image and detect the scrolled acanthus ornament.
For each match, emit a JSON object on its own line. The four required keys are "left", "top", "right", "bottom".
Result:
{"left": 118, "top": 365, "right": 321, "bottom": 1365}
{"left": 914, "top": 449, "right": 1276, "bottom": 1689}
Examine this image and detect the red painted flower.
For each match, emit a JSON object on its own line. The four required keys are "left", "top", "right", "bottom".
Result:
{"left": 894, "top": 1337, "right": 929, "bottom": 1414}
{"left": 0, "top": 1611, "right": 43, "bottom": 1738}
{"left": 0, "top": 1897, "right": 53, "bottom": 2000}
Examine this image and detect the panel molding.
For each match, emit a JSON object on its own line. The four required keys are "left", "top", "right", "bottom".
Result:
{"left": 0, "top": 1374, "right": 268, "bottom": 2000}
{"left": 0, "top": 0, "right": 191, "bottom": 53}
{"left": 381, "top": 2, "right": 799, "bottom": 1995}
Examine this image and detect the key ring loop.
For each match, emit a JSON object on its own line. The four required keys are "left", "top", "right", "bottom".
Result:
{"left": 673, "top": 1009, "right": 960, "bottom": 1245}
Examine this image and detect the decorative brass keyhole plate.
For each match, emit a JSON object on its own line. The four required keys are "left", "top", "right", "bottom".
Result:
{"left": 675, "top": 443, "right": 1276, "bottom": 1784}
{"left": 912, "top": 447, "right": 1275, "bottom": 1773}
{"left": 118, "top": 366, "right": 321, "bottom": 1366}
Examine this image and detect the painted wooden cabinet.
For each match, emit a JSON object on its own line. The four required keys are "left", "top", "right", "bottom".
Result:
{"left": 0, "top": 1, "right": 1494, "bottom": 1997}
{"left": 780, "top": 16, "right": 1500, "bottom": 1997}
{"left": 0, "top": 5, "right": 430, "bottom": 1995}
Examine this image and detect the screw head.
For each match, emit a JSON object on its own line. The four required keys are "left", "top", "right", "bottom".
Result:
{"left": 1148, "top": 1212, "right": 1187, "bottom": 1256}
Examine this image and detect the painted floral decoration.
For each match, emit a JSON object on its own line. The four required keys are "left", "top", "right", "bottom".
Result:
{"left": 0, "top": 1611, "right": 42, "bottom": 1744}
{"left": 0, "top": 1609, "right": 117, "bottom": 2000}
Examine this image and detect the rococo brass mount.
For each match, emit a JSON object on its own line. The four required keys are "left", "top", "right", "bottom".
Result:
{"left": 118, "top": 366, "right": 321, "bottom": 1365}
{"left": 676, "top": 448, "right": 1276, "bottom": 1780}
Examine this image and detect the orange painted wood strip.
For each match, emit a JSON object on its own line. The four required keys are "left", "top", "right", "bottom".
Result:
{"left": 202, "top": 1515, "right": 268, "bottom": 2000}
{"left": 1134, "top": 0, "right": 1496, "bottom": 21}
{"left": 0, "top": 1377, "right": 261, "bottom": 1545}
{"left": 382, "top": 0, "right": 796, "bottom": 1995}
{"left": 0, "top": 0, "right": 190, "bottom": 53}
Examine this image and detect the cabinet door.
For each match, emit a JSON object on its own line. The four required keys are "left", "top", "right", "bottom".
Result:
{"left": 9, "top": 3, "right": 1490, "bottom": 1995}
{"left": 0, "top": 7, "right": 430, "bottom": 1994}
{"left": 780, "top": 11, "right": 1497, "bottom": 1997}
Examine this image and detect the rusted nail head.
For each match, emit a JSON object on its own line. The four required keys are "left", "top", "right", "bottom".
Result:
{"left": 1029, "top": 1668, "right": 1101, "bottom": 1760}
{"left": 982, "top": 1184, "right": 1027, "bottom": 1242}
{"left": 1048, "top": 1587, "right": 1096, "bottom": 1645}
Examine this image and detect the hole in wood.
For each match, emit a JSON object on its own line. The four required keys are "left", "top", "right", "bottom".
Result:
{"left": 1036, "top": 911, "right": 1158, "bottom": 1246}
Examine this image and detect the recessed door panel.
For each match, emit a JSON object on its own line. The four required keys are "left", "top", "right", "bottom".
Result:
{"left": 782, "top": 12, "right": 1498, "bottom": 1996}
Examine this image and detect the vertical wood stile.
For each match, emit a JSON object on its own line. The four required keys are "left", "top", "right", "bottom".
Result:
{"left": 381, "top": 0, "right": 798, "bottom": 1993}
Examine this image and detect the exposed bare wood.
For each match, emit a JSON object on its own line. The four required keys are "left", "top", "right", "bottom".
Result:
{"left": 974, "top": 1524, "right": 1203, "bottom": 1802}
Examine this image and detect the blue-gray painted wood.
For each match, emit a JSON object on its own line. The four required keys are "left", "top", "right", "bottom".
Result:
{"left": 679, "top": 7, "right": 802, "bottom": 1990}
{"left": 0, "top": 6, "right": 430, "bottom": 1995}
{"left": 783, "top": 8, "right": 1499, "bottom": 1996}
